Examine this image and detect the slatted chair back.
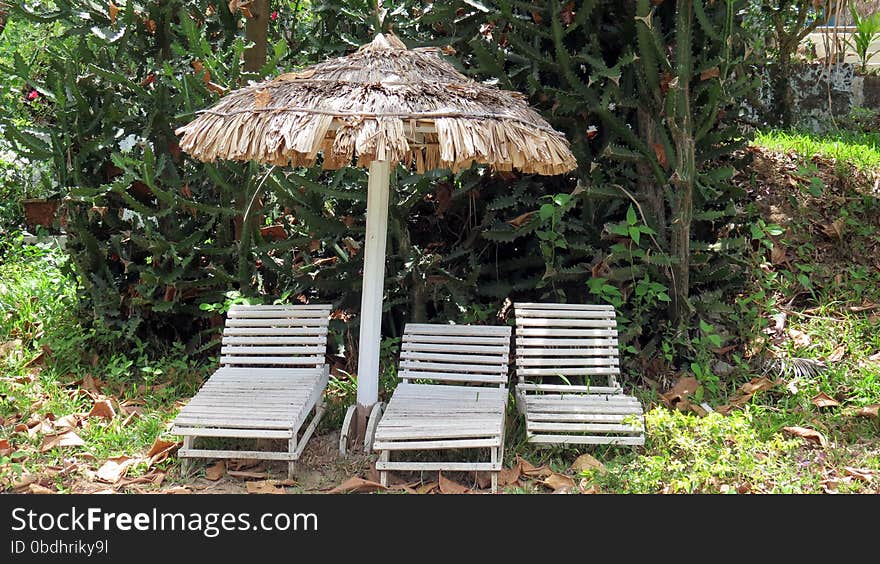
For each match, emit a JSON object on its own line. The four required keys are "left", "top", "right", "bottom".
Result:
{"left": 514, "top": 303, "right": 620, "bottom": 392}
{"left": 220, "top": 304, "right": 332, "bottom": 369}
{"left": 398, "top": 323, "right": 512, "bottom": 388}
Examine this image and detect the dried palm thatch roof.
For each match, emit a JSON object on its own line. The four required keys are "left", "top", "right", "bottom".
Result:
{"left": 176, "top": 33, "right": 577, "bottom": 175}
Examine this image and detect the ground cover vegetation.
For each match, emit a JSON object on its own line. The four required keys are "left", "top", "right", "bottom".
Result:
{"left": 0, "top": 0, "right": 877, "bottom": 494}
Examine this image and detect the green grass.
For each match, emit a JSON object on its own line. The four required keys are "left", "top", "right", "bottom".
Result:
{"left": 753, "top": 129, "right": 880, "bottom": 171}
{"left": 0, "top": 239, "right": 213, "bottom": 492}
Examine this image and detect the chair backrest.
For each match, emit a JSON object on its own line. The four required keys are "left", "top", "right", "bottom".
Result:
{"left": 513, "top": 302, "right": 620, "bottom": 387}
{"left": 220, "top": 304, "right": 332, "bottom": 369}
{"left": 398, "top": 323, "right": 512, "bottom": 388}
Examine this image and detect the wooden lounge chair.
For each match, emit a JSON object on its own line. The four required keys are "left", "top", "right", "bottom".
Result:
{"left": 172, "top": 303, "right": 332, "bottom": 478}
{"left": 372, "top": 323, "right": 513, "bottom": 493}
{"left": 513, "top": 302, "right": 645, "bottom": 446}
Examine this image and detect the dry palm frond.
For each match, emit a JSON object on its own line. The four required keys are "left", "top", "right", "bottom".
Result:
{"left": 760, "top": 355, "right": 827, "bottom": 380}
{"left": 177, "top": 33, "right": 577, "bottom": 176}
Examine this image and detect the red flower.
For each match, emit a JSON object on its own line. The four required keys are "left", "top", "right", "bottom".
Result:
{"left": 26, "top": 90, "right": 40, "bottom": 101}
{"left": 270, "top": 11, "right": 278, "bottom": 21}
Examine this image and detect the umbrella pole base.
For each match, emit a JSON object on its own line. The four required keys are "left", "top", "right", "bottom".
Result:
{"left": 339, "top": 402, "right": 385, "bottom": 456}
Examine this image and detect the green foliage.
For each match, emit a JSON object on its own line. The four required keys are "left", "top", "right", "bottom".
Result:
{"left": 1, "top": 1, "right": 304, "bottom": 346}
{"left": 1, "top": 1, "right": 760, "bottom": 391}
{"left": 845, "top": 5, "right": 880, "bottom": 74}
{"left": 0, "top": 237, "right": 77, "bottom": 349}
{"left": 589, "top": 408, "right": 807, "bottom": 493}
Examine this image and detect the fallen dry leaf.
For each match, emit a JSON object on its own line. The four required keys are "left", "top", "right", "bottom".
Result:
{"left": 788, "top": 328, "right": 812, "bottom": 348}
{"left": 516, "top": 456, "right": 551, "bottom": 479}
{"left": 770, "top": 244, "right": 787, "bottom": 265}
{"left": 387, "top": 481, "right": 422, "bottom": 494}
{"left": 40, "top": 431, "right": 85, "bottom": 452}
{"left": 542, "top": 472, "right": 576, "bottom": 493}
{"left": 145, "top": 438, "right": 180, "bottom": 467}
{"left": 820, "top": 477, "right": 840, "bottom": 494}
{"left": 226, "top": 459, "right": 263, "bottom": 471}
{"left": 82, "top": 374, "right": 103, "bottom": 396}
{"left": 205, "top": 461, "right": 225, "bottom": 481}
{"left": 53, "top": 414, "right": 81, "bottom": 431}
{"left": 826, "top": 344, "right": 846, "bottom": 363}
{"left": 13, "top": 475, "right": 39, "bottom": 491}
{"left": 819, "top": 218, "right": 844, "bottom": 240}
{"left": 811, "top": 392, "right": 840, "bottom": 408}
{"left": 88, "top": 399, "right": 116, "bottom": 421}
{"left": 741, "top": 377, "right": 777, "bottom": 395}
{"left": 0, "top": 438, "right": 11, "bottom": 457}
{"left": 28, "top": 483, "right": 56, "bottom": 494}
{"left": 783, "top": 426, "right": 827, "bottom": 448}
{"left": 160, "top": 486, "right": 191, "bottom": 494}
{"left": 415, "top": 481, "right": 439, "bottom": 494}
{"left": 438, "top": 472, "right": 470, "bottom": 494}
{"left": 570, "top": 453, "right": 605, "bottom": 474}
{"left": 498, "top": 462, "right": 523, "bottom": 486}
{"left": 0, "top": 339, "right": 22, "bottom": 359}
{"left": 226, "top": 470, "right": 268, "bottom": 480}
{"left": 843, "top": 467, "right": 873, "bottom": 482}
{"left": 245, "top": 480, "right": 287, "bottom": 494}
{"left": 855, "top": 404, "right": 879, "bottom": 418}
{"left": 96, "top": 456, "right": 138, "bottom": 484}
{"left": 326, "top": 477, "right": 386, "bottom": 494}
{"left": 660, "top": 376, "right": 701, "bottom": 408}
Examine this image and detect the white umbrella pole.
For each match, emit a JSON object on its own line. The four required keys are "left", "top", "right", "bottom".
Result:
{"left": 355, "top": 160, "right": 391, "bottom": 413}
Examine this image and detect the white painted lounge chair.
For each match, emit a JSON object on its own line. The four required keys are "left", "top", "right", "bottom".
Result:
{"left": 172, "top": 303, "right": 332, "bottom": 478}
{"left": 514, "top": 302, "right": 645, "bottom": 446}
{"left": 372, "top": 323, "right": 512, "bottom": 493}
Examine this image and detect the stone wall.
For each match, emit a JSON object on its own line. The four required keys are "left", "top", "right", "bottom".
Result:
{"left": 744, "top": 62, "right": 880, "bottom": 131}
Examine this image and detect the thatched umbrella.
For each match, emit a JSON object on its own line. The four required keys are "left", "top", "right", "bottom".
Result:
{"left": 176, "top": 32, "right": 577, "bottom": 449}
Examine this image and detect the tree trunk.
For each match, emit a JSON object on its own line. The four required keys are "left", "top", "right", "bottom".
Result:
{"left": 636, "top": 106, "right": 668, "bottom": 249}
{"left": 244, "top": 0, "right": 269, "bottom": 72}
{"left": 772, "top": 46, "right": 795, "bottom": 127}
{"left": 667, "top": 0, "right": 695, "bottom": 325}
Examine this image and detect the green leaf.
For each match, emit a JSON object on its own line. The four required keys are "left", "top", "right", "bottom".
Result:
{"left": 765, "top": 224, "right": 784, "bottom": 236}
{"left": 626, "top": 204, "right": 637, "bottom": 226}
{"left": 628, "top": 226, "right": 641, "bottom": 246}
{"left": 553, "top": 193, "right": 571, "bottom": 207}
{"left": 539, "top": 203, "right": 555, "bottom": 221}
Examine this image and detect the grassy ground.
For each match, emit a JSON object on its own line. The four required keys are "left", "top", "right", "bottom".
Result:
{"left": 1, "top": 128, "right": 878, "bottom": 494}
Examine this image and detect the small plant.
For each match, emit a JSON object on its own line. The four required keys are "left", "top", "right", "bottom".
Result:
{"left": 845, "top": 6, "right": 880, "bottom": 74}
{"left": 198, "top": 290, "right": 264, "bottom": 315}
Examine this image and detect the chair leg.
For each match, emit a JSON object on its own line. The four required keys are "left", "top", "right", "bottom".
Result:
{"left": 181, "top": 436, "right": 194, "bottom": 478}
{"left": 379, "top": 450, "right": 390, "bottom": 488}
{"left": 490, "top": 445, "right": 499, "bottom": 494}
{"left": 288, "top": 436, "right": 297, "bottom": 480}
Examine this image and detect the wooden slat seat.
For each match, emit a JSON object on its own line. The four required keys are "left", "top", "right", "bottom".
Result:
{"left": 514, "top": 303, "right": 645, "bottom": 446}
{"left": 171, "top": 304, "right": 332, "bottom": 478}
{"left": 372, "top": 324, "right": 512, "bottom": 492}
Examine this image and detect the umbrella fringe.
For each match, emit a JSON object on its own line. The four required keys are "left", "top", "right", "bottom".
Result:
{"left": 177, "top": 33, "right": 578, "bottom": 176}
